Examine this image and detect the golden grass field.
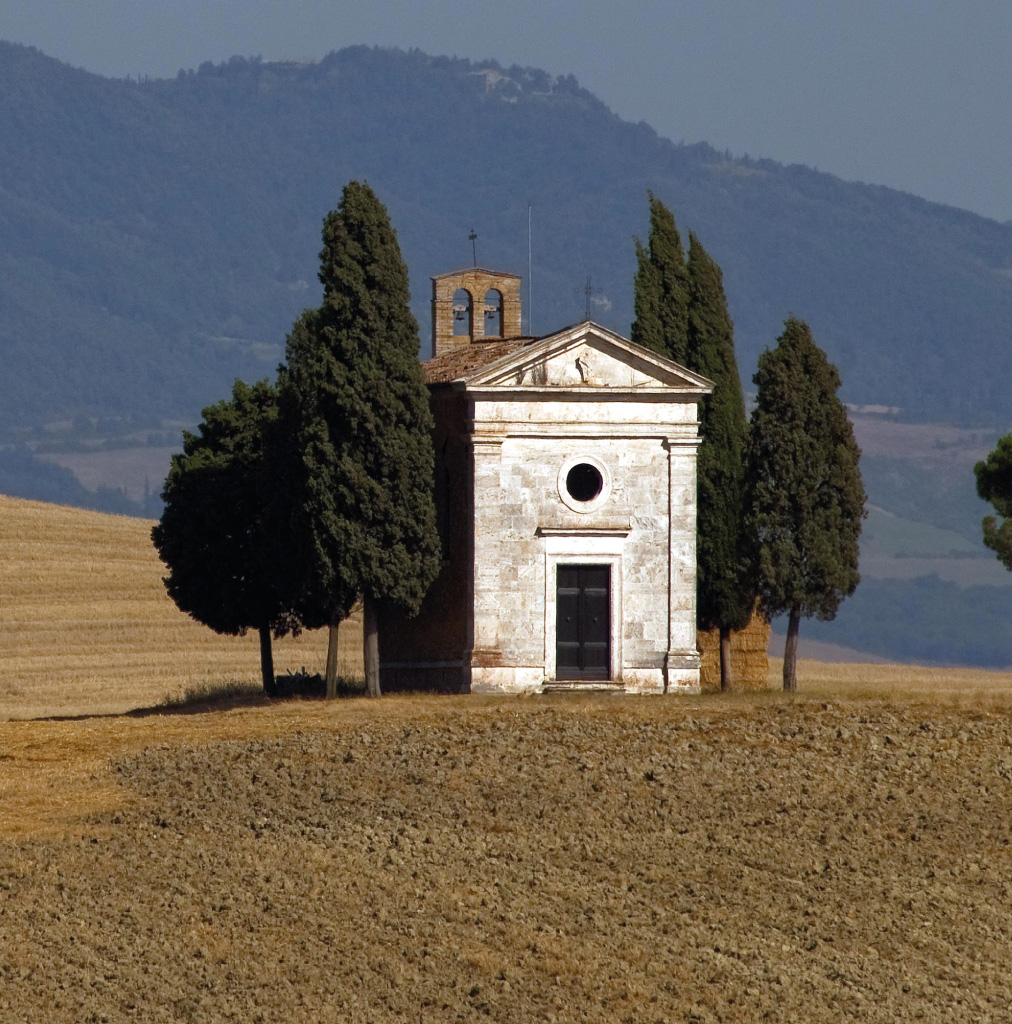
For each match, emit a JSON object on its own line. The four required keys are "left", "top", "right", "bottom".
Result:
{"left": 0, "top": 494, "right": 361, "bottom": 719}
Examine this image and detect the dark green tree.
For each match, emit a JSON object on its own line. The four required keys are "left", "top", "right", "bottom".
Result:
{"left": 280, "top": 181, "right": 440, "bottom": 697}
{"left": 276, "top": 306, "right": 358, "bottom": 698}
{"left": 685, "top": 232, "right": 755, "bottom": 690}
{"left": 152, "top": 380, "right": 300, "bottom": 695}
{"left": 631, "top": 192, "right": 690, "bottom": 364}
{"left": 631, "top": 237, "right": 663, "bottom": 355}
{"left": 747, "top": 316, "right": 866, "bottom": 691}
{"left": 974, "top": 435, "right": 1012, "bottom": 573}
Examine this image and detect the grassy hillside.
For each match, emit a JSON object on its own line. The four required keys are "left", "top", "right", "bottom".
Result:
{"left": 2, "top": 42, "right": 1012, "bottom": 433}
{"left": 0, "top": 495, "right": 352, "bottom": 718}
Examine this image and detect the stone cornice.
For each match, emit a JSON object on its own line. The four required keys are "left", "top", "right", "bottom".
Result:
{"left": 535, "top": 526, "right": 631, "bottom": 537}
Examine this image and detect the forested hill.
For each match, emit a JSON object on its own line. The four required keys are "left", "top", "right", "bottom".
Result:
{"left": 3, "top": 40, "right": 1012, "bottom": 432}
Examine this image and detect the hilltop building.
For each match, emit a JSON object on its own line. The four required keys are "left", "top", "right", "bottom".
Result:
{"left": 378, "top": 267, "right": 718, "bottom": 694}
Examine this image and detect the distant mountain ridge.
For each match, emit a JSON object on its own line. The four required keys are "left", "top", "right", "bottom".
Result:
{"left": 2, "top": 40, "right": 1012, "bottom": 431}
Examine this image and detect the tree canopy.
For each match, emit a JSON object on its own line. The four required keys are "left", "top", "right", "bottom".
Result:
{"left": 279, "top": 181, "right": 440, "bottom": 695}
{"left": 151, "top": 379, "right": 300, "bottom": 693}
{"left": 631, "top": 193, "right": 690, "bottom": 365}
{"left": 747, "top": 316, "right": 865, "bottom": 690}
{"left": 974, "top": 434, "right": 1012, "bottom": 573}
{"left": 685, "top": 231, "right": 755, "bottom": 687}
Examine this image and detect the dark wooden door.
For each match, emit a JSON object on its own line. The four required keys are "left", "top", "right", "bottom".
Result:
{"left": 556, "top": 564, "right": 611, "bottom": 680}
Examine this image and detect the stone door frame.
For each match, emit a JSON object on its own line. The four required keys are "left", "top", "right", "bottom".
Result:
{"left": 542, "top": 534, "right": 625, "bottom": 684}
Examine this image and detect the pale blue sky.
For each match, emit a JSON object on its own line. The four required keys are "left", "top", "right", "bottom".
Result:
{"left": 3, "top": 0, "right": 1010, "bottom": 220}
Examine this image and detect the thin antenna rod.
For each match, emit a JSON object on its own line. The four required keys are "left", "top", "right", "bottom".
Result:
{"left": 527, "top": 203, "right": 533, "bottom": 336}
{"left": 469, "top": 229, "right": 477, "bottom": 268}
{"left": 582, "top": 276, "right": 602, "bottom": 321}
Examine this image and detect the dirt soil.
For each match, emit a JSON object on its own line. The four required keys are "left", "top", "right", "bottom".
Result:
{"left": 2, "top": 696, "right": 1011, "bottom": 1022}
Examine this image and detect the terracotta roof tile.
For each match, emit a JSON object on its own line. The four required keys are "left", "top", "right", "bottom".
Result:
{"left": 423, "top": 338, "right": 535, "bottom": 384}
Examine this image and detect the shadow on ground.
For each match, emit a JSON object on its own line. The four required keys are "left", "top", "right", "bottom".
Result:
{"left": 32, "top": 673, "right": 368, "bottom": 722}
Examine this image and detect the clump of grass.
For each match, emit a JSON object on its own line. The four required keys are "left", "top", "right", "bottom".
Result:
{"left": 158, "top": 679, "right": 264, "bottom": 711}
{"left": 274, "top": 670, "right": 366, "bottom": 698}
{"left": 155, "top": 671, "right": 369, "bottom": 713}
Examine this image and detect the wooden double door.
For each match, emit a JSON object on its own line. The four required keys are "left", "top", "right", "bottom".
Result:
{"left": 556, "top": 564, "right": 611, "bottom": 680}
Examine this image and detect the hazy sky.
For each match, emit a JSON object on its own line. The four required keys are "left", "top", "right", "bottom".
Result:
{"left": 3, "top": 0, "right": 1010, "bottom": 221}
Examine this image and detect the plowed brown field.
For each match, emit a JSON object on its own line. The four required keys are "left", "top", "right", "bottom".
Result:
{"left": 2, "top": 695, "right": 1012, "bottom": 1023}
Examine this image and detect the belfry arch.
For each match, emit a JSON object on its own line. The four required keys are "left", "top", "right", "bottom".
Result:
{"left": 483, "top": 289, "right": 503, "bottom": 337}
{"left": 452, "top": 288, "right": 472, "bottom": 337}
{"left": 431, "top": 268, "right": 522, "bottom": 355}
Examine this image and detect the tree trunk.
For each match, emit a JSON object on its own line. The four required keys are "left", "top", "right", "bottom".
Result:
{"left": 363, "top": 595, "right": 381, "bottom": 698}
{"left": 719, "top": 626, "right": 733, "bottom": 691}
{"left": 259, "top": 625, "right": 276, "bottom": 696}
{"left": 325, "top": 616, "right": 340, "bottom": 700}
{"left": 783, "top": 606, "right": 801, "bottom": 692}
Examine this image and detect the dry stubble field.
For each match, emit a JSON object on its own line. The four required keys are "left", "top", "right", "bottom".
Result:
{"left": 0, "top": 495, "right": 344, "bottom": 719}
{"left": 3, "top": 496, "right": 1012, "bottom": 1022}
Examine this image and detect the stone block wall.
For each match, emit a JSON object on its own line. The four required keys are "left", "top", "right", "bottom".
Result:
{"left": 468, "top": 393, "right": 701, "bottom": 694}
{"left": 377, "top": 390, "right": 473, "bottom": 692}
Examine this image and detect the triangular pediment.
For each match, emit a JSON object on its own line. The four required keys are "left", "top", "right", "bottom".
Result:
{"left": 461, "top": 322, "right": 713, "bottom": 393}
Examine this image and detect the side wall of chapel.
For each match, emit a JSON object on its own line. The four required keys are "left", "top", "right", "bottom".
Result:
{"left": 379, "top": 388, "right": 474, "bottom": 693}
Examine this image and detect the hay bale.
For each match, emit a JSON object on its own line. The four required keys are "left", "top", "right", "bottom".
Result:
{"left": 697, "top": 608, "right": 771, "bottom": 692}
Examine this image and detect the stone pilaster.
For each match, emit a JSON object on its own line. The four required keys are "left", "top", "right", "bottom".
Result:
{"left": 468, "top": 433, "right": 505, "bottom": 680}
{"left": 665, "top": 436, "right": 702, "bottom": 693}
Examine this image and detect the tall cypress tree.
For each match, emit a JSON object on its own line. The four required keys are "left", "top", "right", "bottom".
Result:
{"left": 280, "top": 181, "right": 440, "bottom": 697}
{"left": 631, "top": 238, "right": 663, "bottom": 356}
{"left": 747, "top": 317, "right": 866, "bottom": 691}
{"left": 685, "top": 232, "right": 754, "bottom": 689}
{"left": 631, "top": 192, "right": 690, "bottom": 364}
{"left": 152, "top": 380, "right": 301, "bottom": 695}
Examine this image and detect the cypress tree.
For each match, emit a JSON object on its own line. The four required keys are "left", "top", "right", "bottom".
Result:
{"left": 974, "top": 435, "right": 1012, "bottom": 573}
{"left": 152, "top": 380, "right": 300, "bottom": 695}
{"left": 747, "top": 317, "right": 866, "bottom": 691}
{"left": 280, "top": 181, "right": 440, "bottom": 697}
{"left": 631, "top": 192, "right": 690, "bottom": 364}
{"left": 631, "top": 238, "right": 663, "bottom": 356}
{"left": 685, "top": 232, "right": 754, "bottom": 689}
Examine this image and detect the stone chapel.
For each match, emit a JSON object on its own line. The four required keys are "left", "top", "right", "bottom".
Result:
{"left": 378, "top": 267, "right": 715, "bottom": 695}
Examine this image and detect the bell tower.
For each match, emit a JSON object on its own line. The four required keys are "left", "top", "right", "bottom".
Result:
{"left": 431, "top": 268, "right": 523, "bottom": 357}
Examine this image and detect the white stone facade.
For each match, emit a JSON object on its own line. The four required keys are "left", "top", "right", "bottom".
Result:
{"left": 379, "top": 318, "right": 712, "bottom": 695}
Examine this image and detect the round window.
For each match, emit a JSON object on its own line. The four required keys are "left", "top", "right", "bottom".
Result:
{"left": 566, "top": 463, "right": 603, "bottom": 503}
{"left": 558, "top": 455, "right": 611, "bottom": 513}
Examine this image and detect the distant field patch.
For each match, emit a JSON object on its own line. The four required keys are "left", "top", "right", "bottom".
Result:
{"left": 862, "top": 505, "right": 979, "bottom": 558}
{"left": 859, "top": 505, "right": 1009, "bottom": 586}
{"left": 37, "top": 444, "right": 176, "bottom": 502}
